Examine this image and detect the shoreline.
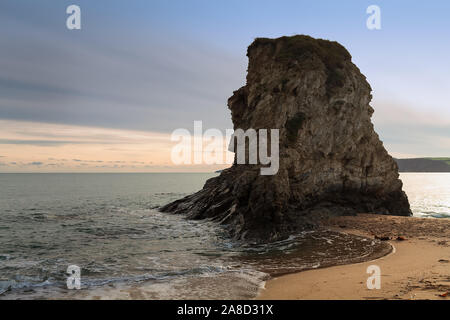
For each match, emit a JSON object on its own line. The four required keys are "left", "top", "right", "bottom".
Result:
{"left": 257, "top": 214, "right": 450, "bottom": 300}
{"left": 3, "top": 214, "right": 448, "bottom": 300}
{"left": 256, "top": 245, "right": 397, "bottom": 300}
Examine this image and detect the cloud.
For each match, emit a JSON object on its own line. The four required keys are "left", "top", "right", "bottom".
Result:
{"left": 0, "top": 139, "right": 90, "bottom": 146}
{"left": 0, "top": 3, "right": 243, "bottom": 133}
{"left": 372, "top": 100, "right": 450, "bottom": 157}
{"left": 28, "top": 161, "right": 43, "bottom": 166}
{"left": 0, "top": 119, "right": 176, "bottom": 172}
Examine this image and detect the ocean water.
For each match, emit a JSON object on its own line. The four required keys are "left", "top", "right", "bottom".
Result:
{"left": 0, "top": 172, "right": 448, "bottom": 299}
{"left": 400, "top": 173, "right": 450, "bottom": 218}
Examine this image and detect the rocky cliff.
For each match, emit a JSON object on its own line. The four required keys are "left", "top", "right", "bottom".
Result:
{"left": 161, "top": 35, "right": 411, "bottom": 242}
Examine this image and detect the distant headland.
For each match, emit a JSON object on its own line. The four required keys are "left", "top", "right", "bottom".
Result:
{"left": 395, "top": 158, "right": 450, "bottom": 172}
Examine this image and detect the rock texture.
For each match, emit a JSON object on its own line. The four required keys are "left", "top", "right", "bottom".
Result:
{"left": 161, "top": 35, "right": 411, "bottom": 242}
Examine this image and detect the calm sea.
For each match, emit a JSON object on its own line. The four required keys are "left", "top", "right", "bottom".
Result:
{"left": 0, "top": 172, "right": 448, "bottom": 299}
{"left": 400, "top": 173, "right": 450, "bottom": 218}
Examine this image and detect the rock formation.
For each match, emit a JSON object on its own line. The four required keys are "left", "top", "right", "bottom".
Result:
{"left": 161, "top": 35, "right": 411, "bottom": 242}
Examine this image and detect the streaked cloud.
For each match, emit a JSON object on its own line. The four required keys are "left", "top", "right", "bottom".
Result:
{"left": 0, "top": 0, "right": 449, "bottom": 172}
{"left": 0, "top": 139, "right": 91, "bottom": 146}
{"left": 0, "top": 3, "right": 242, "bottom": 133}
{"left": 0, "top": 119, "right": 230, "bottom": 172}
{"left": 28, "top": 161, "right": 43, "bottom": 166}
{"left": 372, "top": 100, "right": 450, "bottom": 158}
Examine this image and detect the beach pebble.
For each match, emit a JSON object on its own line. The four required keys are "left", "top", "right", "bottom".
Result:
{"left": 375, "top": 235, "right": 391, "bottom": 241}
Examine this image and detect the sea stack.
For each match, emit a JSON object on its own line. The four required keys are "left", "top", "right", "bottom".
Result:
{"left": 161, "top": 35, "right": 412, "bottom": 241}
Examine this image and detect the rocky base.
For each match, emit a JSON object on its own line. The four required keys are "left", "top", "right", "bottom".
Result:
{"left": 161, "top": 166, "right": 411, "bottom": 242}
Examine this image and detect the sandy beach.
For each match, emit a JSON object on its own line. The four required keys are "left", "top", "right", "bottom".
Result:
{"left": 258, "top": 214, "right": 450, "bottom": 300}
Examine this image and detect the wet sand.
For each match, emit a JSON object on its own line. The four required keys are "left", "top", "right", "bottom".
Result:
{"left": 258, "top": 214, "right": 450, "bottom": 300}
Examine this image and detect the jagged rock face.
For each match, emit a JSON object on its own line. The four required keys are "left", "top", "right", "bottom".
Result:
{"left": 161, "top": 35, "right": 411, "bottom": 242}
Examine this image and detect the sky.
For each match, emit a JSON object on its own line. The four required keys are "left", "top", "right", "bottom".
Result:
{"left": 0, "top": 0, "right": 449, "bottom": 172}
